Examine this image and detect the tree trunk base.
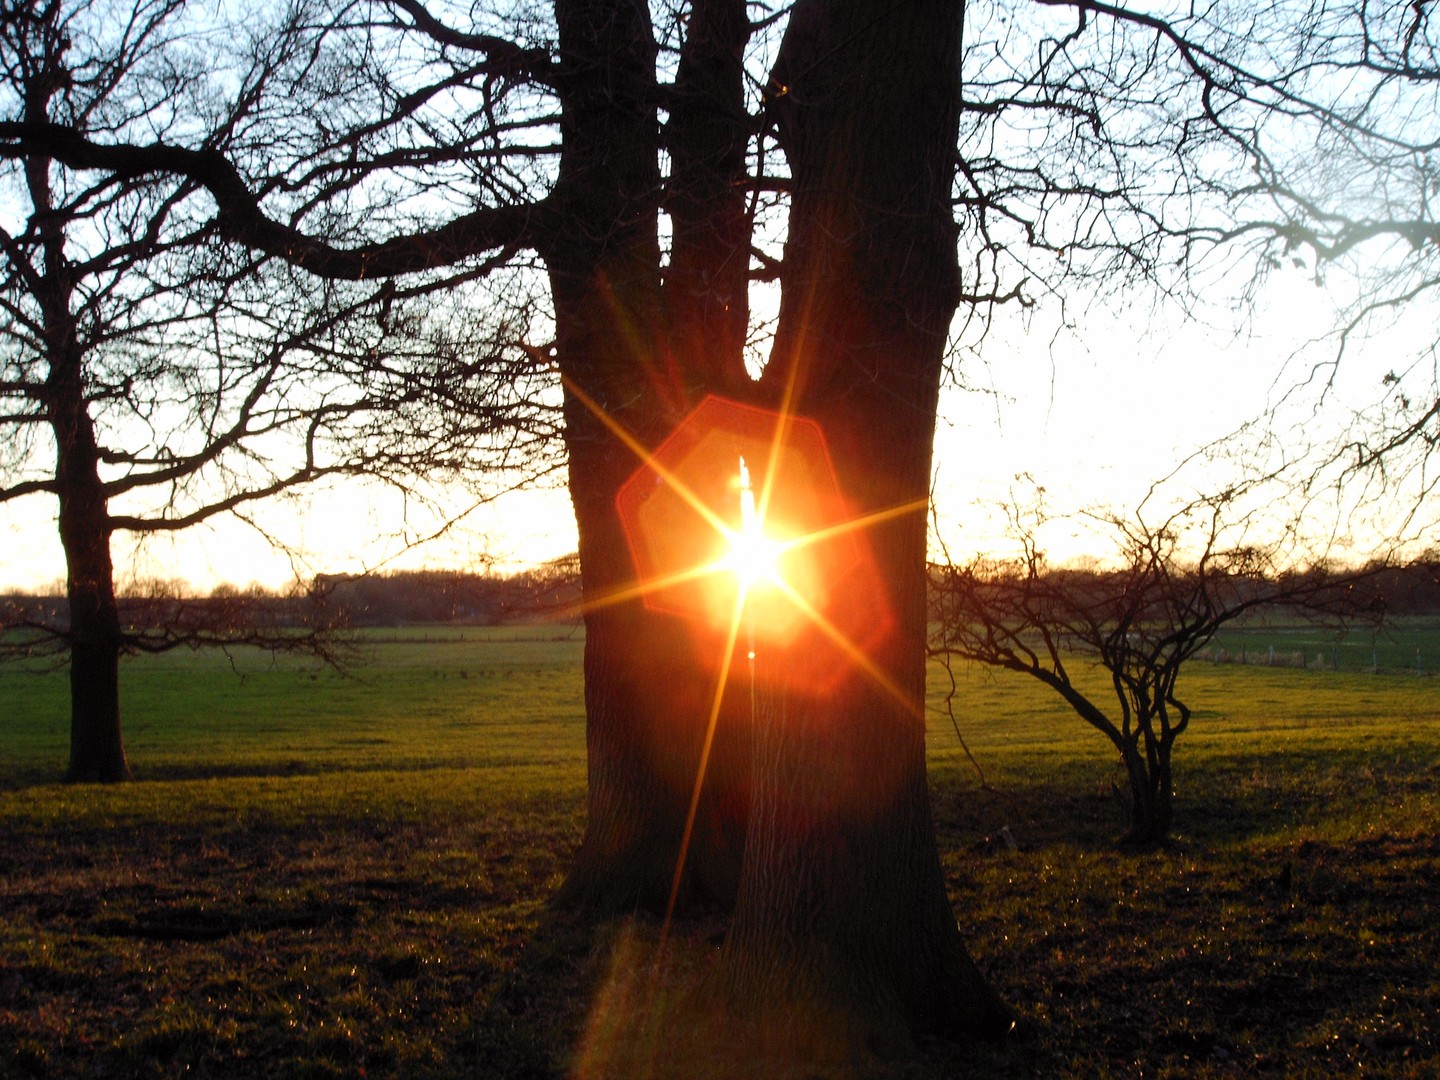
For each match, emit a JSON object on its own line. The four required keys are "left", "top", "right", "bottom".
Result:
{"left": 718, "top": 924, "right": 1017, "bottom": 1057}
{"left": 553, "top": 832, "right": 740, "bottom": 918}
{"left": 553, "top": 788, "right": 745, "bottom": 918}
{"left": 569, "top": 915, "right": 1016, "bottom": 1079}
{"left": 62, "top": 763, "right": 132, "bottom": 784}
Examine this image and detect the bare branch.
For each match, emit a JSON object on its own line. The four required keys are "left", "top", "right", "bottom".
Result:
{"left": 0, "top": 122, "right": 556, "bottom": 278}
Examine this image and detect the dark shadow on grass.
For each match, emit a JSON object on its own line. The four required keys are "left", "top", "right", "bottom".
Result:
{"left": 432, "top": 905, "right": 611, "bottom": 1080}
{"left": 435, "top": 904, "right": 1052, "bottom": 1080}
{"left": 930, "top": 744, "right": 1440, "bottom": 855}
{"left": 93, "top": 898, "right": 360, "bottom": 942}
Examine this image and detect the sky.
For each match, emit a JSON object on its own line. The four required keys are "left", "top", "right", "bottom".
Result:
{"left": 0, "top": 261, "right": 1429, "bottom": 595}
{"left": 3, "top": 0, "right": 1433, "bottom": 597}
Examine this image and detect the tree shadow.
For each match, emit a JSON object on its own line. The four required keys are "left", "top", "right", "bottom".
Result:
{"left": 446, "top": 906, "right": 1050, "bottom": 1079}
{"left": 929, "top": 740, "right": 1436, "bottom": 856}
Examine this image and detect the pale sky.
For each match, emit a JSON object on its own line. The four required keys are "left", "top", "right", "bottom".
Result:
{"left": 933, "top": 262, "right": 1429, "bottom": 564}
{"left": 1, "top": 262, "right": 1430, "bottom": 594}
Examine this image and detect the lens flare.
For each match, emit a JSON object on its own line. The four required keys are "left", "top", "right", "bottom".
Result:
{"left": 562, "top": 379, "right": 929, "bottom": 945}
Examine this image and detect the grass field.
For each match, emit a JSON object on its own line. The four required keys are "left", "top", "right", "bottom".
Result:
{"left": 2, "top": 625, "right": 1438, "bottom": 1077}
{"left": 1209, "top": 617, "right": 1440, "bottom": 675}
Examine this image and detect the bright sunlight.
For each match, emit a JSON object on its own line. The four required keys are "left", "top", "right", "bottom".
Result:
{"left": 723, "top": 456, "right": 785, "bottom": 593}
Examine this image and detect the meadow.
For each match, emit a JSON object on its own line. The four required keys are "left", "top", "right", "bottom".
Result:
{"left": 1, "top": 625, "right": 1437, "bottom": 1077}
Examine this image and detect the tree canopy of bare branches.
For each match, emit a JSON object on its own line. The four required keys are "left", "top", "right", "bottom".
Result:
{"left": 0, "top": 0, "right": 560, "bottom": 781}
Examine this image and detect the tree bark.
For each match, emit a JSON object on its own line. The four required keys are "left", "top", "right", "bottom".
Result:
{"left": 1120, "top": 734, "right": 1175, "bottom": 846}
{"left": 720, "top": 0, "right": 1014, "bottom": 1046}
{"left": 547, "top": 0, "right": 750, "bottom": 913}
{"left": 44, "top": 251, "right": 128, "bottom": 784}
{"left": 664, "top": 0, "right": 752, "bottom": 398}
{"left": 55, "top": 412, "right": 128, "bottom": 785}
{"left": 23, "top": 69, "right": 130, "bottom": 782}
{"left": 1120, "top": 741, "right": 1156, "bottom": 845}
{"left": 49, "top": 313, "right": 127, "bottom": 783}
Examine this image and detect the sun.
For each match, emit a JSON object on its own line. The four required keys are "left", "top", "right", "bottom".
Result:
{"left": 722, "top": 456, "right": 786, "bottom": 592}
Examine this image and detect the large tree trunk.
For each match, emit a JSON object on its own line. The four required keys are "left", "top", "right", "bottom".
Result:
{"left": 51, "top": 333, "right": 127, "bottom": 783}
{"left": 49, "top": 304, "right": 127, "bottom": 785}
{"left": 547, "top": 0, "right": 750, "bottom": 913}
{"left": 56, "top": 437, "right": 127, "bottom": 785}
{"left": 720, "top": 0, "right": 1014, "bottom": 1047}
{"left": 26, "top": 126, "right": 130, "bottom": 783}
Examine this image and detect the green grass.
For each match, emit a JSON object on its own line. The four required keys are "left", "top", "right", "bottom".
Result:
{"left": 1, "top": 626, "right": 587, "bottom": 785}
{"left": 1209, "top": 616, "right": 1440, "bottom": 675}
{"left": 2, "top": 627, "right": 1438, "bottom": 1077}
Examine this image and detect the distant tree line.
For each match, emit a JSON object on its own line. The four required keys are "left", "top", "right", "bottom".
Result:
{"left": 7, "top": 554, "right": 1434, "bottom": 640}
{"left": 1297, "top": 559, "right": 1440, "bottom": 619}
{"left": 310, "top": 559, "right": 581, "bottom": 626}
{"left": 928, "top": 555, "right": 1440, "bottom": 624}
{"left": 1, "top": 557, "right": 582, "bottom": 638}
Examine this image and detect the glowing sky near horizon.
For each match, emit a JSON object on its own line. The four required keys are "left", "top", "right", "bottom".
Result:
{"left": 0, "top": 265, "right": 1430, "bottom": 594}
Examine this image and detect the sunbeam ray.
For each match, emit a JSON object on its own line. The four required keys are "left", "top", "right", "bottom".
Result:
{"left": 664, "top": 581, "right": 749, "bottom": 927}
{"left": 770, "top": 577, "right": 921, "bottom": 722}
{"left": 562, "top": 375, "right": 734, "bottom": 539}
{"left": 773, "top": 496, "right": 930, "bottom": 558}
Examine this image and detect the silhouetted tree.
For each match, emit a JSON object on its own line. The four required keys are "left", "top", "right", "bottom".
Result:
{"left": 0, "top": 1, "right": 557, "bottom": 781}
{"left": 930, "top": 485, "right": 1386, "bottom": 846}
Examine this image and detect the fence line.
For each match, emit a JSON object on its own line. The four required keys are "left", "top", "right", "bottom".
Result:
{"left": 1206, "top": 633, "right": 1436, "bottom": 676}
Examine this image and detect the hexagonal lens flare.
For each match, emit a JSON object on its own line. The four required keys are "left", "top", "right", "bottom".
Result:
{"left": 578, "top": 388, "right": 915, "bottom": 924}
{"left": 615, "top": 396, "right": 863, "bottom": 645}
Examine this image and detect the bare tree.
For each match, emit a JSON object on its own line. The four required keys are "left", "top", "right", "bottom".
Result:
{"left": 930, "top": 481, "right": 1385, "bottom": 846}
{"left": 0, "top": 0, "right": 557, "bottom": 781}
